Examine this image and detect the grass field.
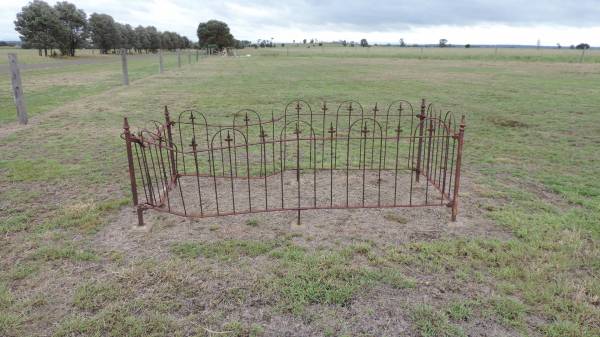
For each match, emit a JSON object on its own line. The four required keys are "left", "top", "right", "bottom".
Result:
{"left": 0, "top": 46, "right": 599, "bottom": 336}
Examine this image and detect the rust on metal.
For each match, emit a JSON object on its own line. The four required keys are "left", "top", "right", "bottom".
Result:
{"left": 123, "top": 99, "right": 465, "bottom": 226}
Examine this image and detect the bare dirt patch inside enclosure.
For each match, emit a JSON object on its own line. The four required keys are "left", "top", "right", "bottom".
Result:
{"left": 97, "top": 173, "right": 507, "bottom": 259}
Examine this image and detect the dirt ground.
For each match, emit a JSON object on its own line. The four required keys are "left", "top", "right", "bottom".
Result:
{"left": 88, "top": 172, "right": 514, "bottom": 336}
{"left": 101, "top": 170, "right": 507, "bottom": 254}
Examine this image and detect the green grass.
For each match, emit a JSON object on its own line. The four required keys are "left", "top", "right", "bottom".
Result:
{"left": 171, "top": 239, "right": 280, "bottom": 260}
{"left": 53, "top": 305, "right": 175, "bottom": 337}
{"left": 490, "top": 296, "right": 526, "bottom": 327}
{"left": 446, "top": 301, "right": 473, "bottom": 321}
{"left": 245, "top": 218, "right": 259, "bottom": 227}
{"left": 0, "top": 47, "right": 599, "bottom": 336}
{"left": 0, "top": 48, "right": 194, "bottom": 123}
{"left": 250, "top": 44, "right": 600, "bottom": 63}
{"left": 73, "top": 281, "right": 123, "bottom": 311}
{"left": 0, "top": 282, "right": 21, "bottom": 337}
{"left": 270, "top": 245, "right": 415, "bottom": 313}
{"left": 411, "top": 304, "right": 466, "bottom": 337}
{"left": 31, "top": 243, "right": 99, "bottom": 262}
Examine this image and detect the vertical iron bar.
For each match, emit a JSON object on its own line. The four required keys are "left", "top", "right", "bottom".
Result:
{"left": 441, "top": 118, "right": 452, "bottom": 203}
{"left": 232, "top": 118, "right": 238, "bottom": 177}
{"left": 382, "top": 103, "right": 395, "bottom": 170}
{"left": 164, "top": 107, "right": 178, "bottom": 182}
{"left": 245, "top": 131, "right": 252, "bottom": 212}
{"left": 260, "top": 127, "right": 269, "bottom": 210}
{"left": 211, "top": 139, "right": 220, "bottom": 215}
{"left": 280, "top": 133, "right": 285, "bottom": 209}
{"left": 139, "top": 138, "right": 155, "bottom": 205}
{"left": 124, "top": 118, "right": 144, "bottom": 226}
{"left": 377, "top": 130, "right": 383, "bottom": 207}
{"left": 415, "top": 99, "right": 426, "bottom": 182}
{"left": 148, "top": 143, "right": 162, "bottom": 205}
{"left": 361, "top": 123, "right": 367, "bottom": 207}
{"left": 451, "top": 116, "right": 465, "bottom": 221}
{"left": 191, "top": 137, "right": 204, "bottom": 216}
{"left": 329, "top": 123, "right": 335, "bottom": 207}
{"left": 345, "top": 122, "right": 351, "bottom": 207}
{"left": 226, "top": 131, "right": 236, "bottom": 213}
{"left": 370, "top": 103, "right": 377, "bottom": 169}
{"left": 424, "top": 117, "right": 434, "bottom": 204}
{"left": 178, "top": 115, "right": 187, "bottom": 173}
{"left": 177, "top": 174, "right": 187, "bottom": 216}
{"left": 134, "top": 143, "right": 149, "bottom": 204}
{"left": 295, "top": 123, "right": 301, "bottom": 225}
{"left": 312, "top": 131, "right": 317, "bottom": 208}
{"left": 157, "top": 136, "right": 171, "bottom": 212}
{"left": 271, "top": 111, "right": 276, "bottom": 175}
{"left": 321, "top": 102, "right": 327, "bottom": 168}
{"left": 219, "top": 131, "right": 225, "bottom": 176}
{"left": 393, "top": 120, "right": 401, "bottom": 206}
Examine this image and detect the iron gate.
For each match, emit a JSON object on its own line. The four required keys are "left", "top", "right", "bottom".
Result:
{"left": 122, "top": 99, "right": 465, "bottom": 226}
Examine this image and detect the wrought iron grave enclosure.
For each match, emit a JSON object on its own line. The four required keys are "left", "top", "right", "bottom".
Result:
{"left": 123, "top": 99, "right": 465, "bottom": 226}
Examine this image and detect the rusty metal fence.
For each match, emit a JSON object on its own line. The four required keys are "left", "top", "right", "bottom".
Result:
{"left": 122, "top": 99, "right": 465, "bottom": 226}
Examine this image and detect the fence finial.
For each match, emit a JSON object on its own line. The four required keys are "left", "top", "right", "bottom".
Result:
{"left": 123, "top": 117, "right": 130, "bottom": 131}
{"left": 123, "top": 99, "right": 465, "bottom": 227}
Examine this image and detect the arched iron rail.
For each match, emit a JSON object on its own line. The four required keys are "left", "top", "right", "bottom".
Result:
{"left": 122, "top": 99, "right": 465, "bottom": 226}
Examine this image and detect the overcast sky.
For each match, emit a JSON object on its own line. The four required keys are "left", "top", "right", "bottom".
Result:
{"left": 2, "top": 0, "right": 600, "bottom": 46}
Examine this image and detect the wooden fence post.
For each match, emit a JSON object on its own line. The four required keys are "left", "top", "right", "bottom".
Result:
{"left": 196, "top": 49, "right": 199, "bottom": 62}
{"left": 8, "top": 53, "right": 28, "bottom": 124}
{"left": 159, "top": 49, "right": 164, "bottom": 73}
{"left": 121, "top": 49, "right": 129, "bottom": 85}
{"left": 188, "top": 51, "right": 191, "bottom": 64}
{"left": 177, "top": 49, "right": 181, "bottom": 68}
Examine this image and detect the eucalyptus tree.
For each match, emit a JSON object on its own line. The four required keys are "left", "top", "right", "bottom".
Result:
{"left": 14, "top": 0, "right": 61, "bottom": 56}
{"left": 88, "top": 13, "right": 119, "bottom": 53}
{"left": 54, "top": 1, "right": 87, "bottom": 56}
{"left": 197, "top": 20, "right": 234, "bottom": 49}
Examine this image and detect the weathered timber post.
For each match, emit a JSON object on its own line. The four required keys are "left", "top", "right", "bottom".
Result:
{"left": 196, "top": 49, "right": 199, "bottom": 62}
{"left": 415, "top": 98, "right": 426, "bottom": 182}
{"left": 123, "top": 118, "right": 144, "bottom": 226}
{"left": 188, "top": 51, "right": 191, "bottom": 64}
{"left": 177, "top": 49, "right": 181, "bottom": 68}
{"left": 164, "top": 106, "right": 177, "bottom": 183}
{"left": 7, "top": 53, "right": 28, "bottom": 124}
{"left": 121, "top": 49, "right": 129, "bottom": 85}
{"left": 451, "top": 115, "right": 466, "bottom": 221}
{"left": 159, "top": 49, "right": 164, "bottom": 73}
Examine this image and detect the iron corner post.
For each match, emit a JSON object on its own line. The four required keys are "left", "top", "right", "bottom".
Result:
{"left": 123, "top": 117, "right": 144, "bottom": 226}
{"left": 451, "top": 115, "right": 466, "bottom": 221}
{"left": 415, "top": 98, "right": 426, "bottom": 182}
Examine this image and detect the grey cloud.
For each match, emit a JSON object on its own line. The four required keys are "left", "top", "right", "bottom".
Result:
{"left": 3, "top": 0, "right": 599, "bottom": 40}
{"left": 203, "top": 0, "right": 600, "bottom": 29}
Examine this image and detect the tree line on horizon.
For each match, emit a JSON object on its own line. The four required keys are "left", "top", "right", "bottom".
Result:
{"left": 14, "top": 0, "right": 192, "bottom": 56}
{"left": 12, "top": 1, "right": 593, "bottom": 57}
